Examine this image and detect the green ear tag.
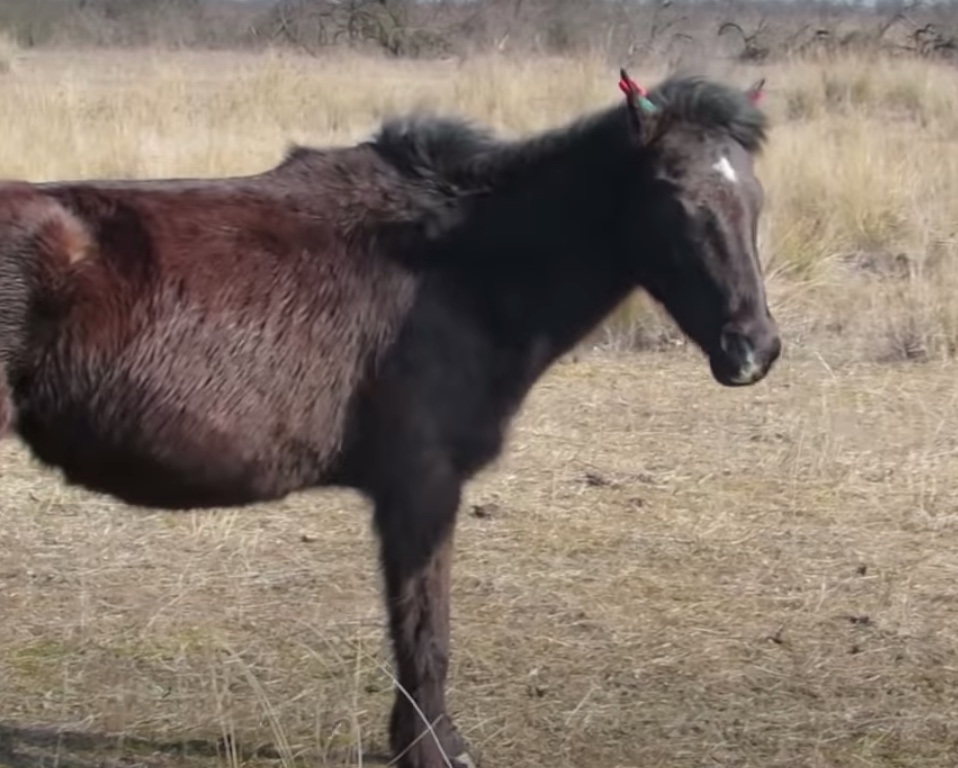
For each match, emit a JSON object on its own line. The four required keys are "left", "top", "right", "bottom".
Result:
{"left": 638, "top": 96, "right": 657, "bottom": 113}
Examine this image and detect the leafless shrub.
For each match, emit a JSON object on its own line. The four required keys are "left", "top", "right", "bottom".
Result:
{"left": 2, "top": 2, "right": 958, "bottom": 70}
{"left": 717, "top": 19, "right": 771, "bottom": 62}
{"left": 257, "top": 0, "right": 453, "bottom": 58}
{"left": 908, "top": 22, "right": 958, "bottom": 60}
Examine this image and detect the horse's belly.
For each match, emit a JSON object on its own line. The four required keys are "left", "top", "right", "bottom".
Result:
{"left": 14, "top": 371, "right": 324, "bottom": 510}
{"left": 12, "top": 279, "right": 368, "bottom": 509}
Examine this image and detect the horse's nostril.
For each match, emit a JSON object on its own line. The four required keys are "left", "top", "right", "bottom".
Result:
{"left": 720, "top": 329, "right": 753, "bottom": 362}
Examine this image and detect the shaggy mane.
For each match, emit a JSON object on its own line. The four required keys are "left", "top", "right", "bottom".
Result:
{"left": 648, "top": 75, "right": 768, "bottom": 153}
{"left": 367, "top": 74, "right": 768, "bottom": 187}
{"left": 370, "top": 114, "right": 504, "bottom": 183}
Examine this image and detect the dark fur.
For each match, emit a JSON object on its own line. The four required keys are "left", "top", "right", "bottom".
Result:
{"left": 0, "top": 75, "right": 779, "bottom": 768}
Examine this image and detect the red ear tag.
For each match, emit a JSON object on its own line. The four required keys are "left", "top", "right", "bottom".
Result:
{"left": 618, "top": 73, "right": 646, "bottom": 98}
{"left": 618, "top": 69, "right": 656, "bottom": 113}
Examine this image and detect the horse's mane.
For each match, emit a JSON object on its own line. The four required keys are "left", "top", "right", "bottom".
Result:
{"left": 368, "top": 75, "right": 768, "bottom": 189}
{"left": 647, "top": 75, "right": 768, "bottom": 153}
{"left": 370, "top": 114, "right": 503, "bottom": 183}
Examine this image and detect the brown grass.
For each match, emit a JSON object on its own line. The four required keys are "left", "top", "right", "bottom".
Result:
{"left": 2, "top": 46, "right": 958, "bottom": 768}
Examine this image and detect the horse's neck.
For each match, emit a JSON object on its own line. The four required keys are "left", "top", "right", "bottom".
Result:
{"left": 456, "top": 160, "right": 635, "bottom": 368}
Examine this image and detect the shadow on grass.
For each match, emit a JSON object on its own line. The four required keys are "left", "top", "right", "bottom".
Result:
{"left": 0, "top": 721, "right": 392, "bottom": 768}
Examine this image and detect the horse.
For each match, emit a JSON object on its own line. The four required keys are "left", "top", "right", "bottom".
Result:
{"left": 0, "top": 69, "right": 781, "bottom": 768}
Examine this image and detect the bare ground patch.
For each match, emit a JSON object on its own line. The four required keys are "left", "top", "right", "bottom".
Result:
{"left": 2, "top": 351, "right": 958, "bottom": 768}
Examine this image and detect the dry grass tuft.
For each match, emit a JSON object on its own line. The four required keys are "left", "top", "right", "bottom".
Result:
{"left": 2, "top": 48, "right": 958, "bottom": 768}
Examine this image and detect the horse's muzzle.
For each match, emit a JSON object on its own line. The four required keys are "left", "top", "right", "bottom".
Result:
{"left": 710, "top": 317, "right": 782, "bottom": 387}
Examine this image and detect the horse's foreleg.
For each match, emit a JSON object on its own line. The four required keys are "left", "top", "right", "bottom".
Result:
{"left": 374, "top": 472, "right": 475, "bottom": 768}
{"left": 0, "top": 374, "right": 13, "bottom": 437}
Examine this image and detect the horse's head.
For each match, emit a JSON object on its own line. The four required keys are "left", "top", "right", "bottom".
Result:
{"left": 619, "top": 71, "right": 780, "bottom": 387}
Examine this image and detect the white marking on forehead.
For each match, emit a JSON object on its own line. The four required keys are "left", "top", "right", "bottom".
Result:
{"left": 712, "top": 155, "right": 738, "bottom": 184}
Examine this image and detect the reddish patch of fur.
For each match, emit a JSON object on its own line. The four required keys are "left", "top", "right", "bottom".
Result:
{"left": 0, "top": 183, "right": 91, "bottom": 260}
{"left": 48, "top": 205, "right": 94, "bottom": 265}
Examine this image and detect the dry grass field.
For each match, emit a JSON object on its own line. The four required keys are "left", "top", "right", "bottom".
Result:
{"left": 2, "top": 44, "right": 958, "bottom": 768}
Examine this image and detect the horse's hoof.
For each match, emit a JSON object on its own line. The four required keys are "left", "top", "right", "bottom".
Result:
{"left": 453, "top": 753, "right": 478, "bottom": 768}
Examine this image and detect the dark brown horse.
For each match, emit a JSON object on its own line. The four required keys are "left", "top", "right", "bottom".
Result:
{"left": 0, "top": 70, "right": 780, "bottom": 768}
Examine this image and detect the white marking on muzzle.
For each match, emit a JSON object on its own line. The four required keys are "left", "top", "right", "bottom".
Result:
{"left": 730, "top": 349, "right": 763, "bottom": 385}
{"left": 712, "top": 155, "right": 738, "bottom": 184}
{"left": 454, "top": 753, "right": 478, "bottom": 768}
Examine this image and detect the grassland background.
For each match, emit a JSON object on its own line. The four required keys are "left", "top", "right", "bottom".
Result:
{"left": 3, "top": 5, "right": 958, "bottom": 768}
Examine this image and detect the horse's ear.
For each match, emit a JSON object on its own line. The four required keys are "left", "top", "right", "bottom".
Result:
{"left": 618, "top": 68, "right": 659, "bottom": 144}
{"left": 745, "top": 77, "right": 766, "bottom": 106}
